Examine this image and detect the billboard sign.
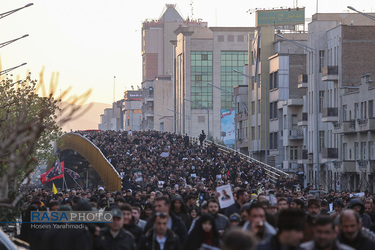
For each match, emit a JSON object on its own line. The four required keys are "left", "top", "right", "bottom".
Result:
{"left": 220, "top": 109, "right": 235, "bottom": 147}
{"left": 256, "top": 8, "right": 305, "bottom": 27}
{"left": 125, "top": 90, "right": 142, "bottom": 101}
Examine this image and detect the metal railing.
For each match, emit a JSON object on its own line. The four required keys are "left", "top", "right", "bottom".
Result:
{"left": 189, "top": 137, "right": 289, "bottom": 183}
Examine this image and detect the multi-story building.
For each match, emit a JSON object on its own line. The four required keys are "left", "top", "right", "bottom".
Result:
{"left": 269, "top": 34, "right": 308, "bottom": 174}
{"left": 98, "top": 100, "right": 124, "bottom": 131}
{"left": 140, "top": 4, "right": 200, "bottom": 132}
{"left": 300, "top": 13, "right": 375, "bottom": 190}
{"left": 123, "top": 90, "right": 142, "bottom": 131}
{"left": 335, "top": 75, "right": 375, "bottom": 192}
{"left": 173, "top": 25, "right": 255, "bottom": 143}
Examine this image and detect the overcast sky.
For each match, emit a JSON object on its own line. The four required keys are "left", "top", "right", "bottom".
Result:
{"left": 1, "top": 0, "right": 373, "bottom": 104}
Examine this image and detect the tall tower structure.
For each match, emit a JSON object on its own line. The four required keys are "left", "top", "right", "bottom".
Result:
{"left": 141, "top": 4, "right": 184, "bottom": 81}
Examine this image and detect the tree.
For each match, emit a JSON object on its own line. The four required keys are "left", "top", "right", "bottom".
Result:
{"left": 0, "top": 72, "right": 91, "bottom": 208}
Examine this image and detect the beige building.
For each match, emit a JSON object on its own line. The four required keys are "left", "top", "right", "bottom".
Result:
{"left": 334, "top": 75, "right": 375, "bottom": 192}
{"left": 123, "top": 90, "right": 142, "bottom": 131}
{"left": 300, "top": 13, "right": 375, "bottom": 190}
{"left": 173, "top": 25, "right": 255, "bottom": 141}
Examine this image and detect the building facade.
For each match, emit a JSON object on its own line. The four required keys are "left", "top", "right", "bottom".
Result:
{"left": 124, "top": 90, "right": 142, "bottom": 131}
{"left": 173, "top": 25, "right": 255, "bottom": 142}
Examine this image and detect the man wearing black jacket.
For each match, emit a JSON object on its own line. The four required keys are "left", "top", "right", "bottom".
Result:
{"left": 143, "top": 196, "right": 188, "bottom": 245}
{"left": 225, "top": 189, "right": 249, "bottom": 218}
{"left": 94, "top": 207, "right": 136, "bottom": 250}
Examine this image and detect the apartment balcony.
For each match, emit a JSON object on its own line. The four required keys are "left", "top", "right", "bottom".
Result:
{"left": 298, "top": 149, "right": 308, "bottom": 164}
{"left": 298, "top": 112, "right": 308, "bottom": 127}
{"left": 322, "top": 66, "right": 338, "bottom": 82}
{"left": 357, "top": 160, "right": 369, "bottom": 169}
{"left": 322, "top": 148, "right": 338, "bottom": 159}
{"left": 288, "top": 129, "right": 304, "bottom": 140}
{"left": 333, "top": 120, "right": 356, "bottom": 134}
{"left": 298, "top": 74, "right": 308, "bottom": 89}
{"left": 322, "top": 107, "right": 338, "bottom": 123}
{"left": 342, "top": 161, "right": 356, "bottom": 172}
{"left": 356, "top": 118, "right": 375, "bottom": 133}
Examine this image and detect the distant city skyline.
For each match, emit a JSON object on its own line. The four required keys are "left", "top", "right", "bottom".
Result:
{"left": 1, "top": 0, "right": 373, "bottom": 104}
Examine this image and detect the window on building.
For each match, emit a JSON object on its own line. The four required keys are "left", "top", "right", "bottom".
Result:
{"left": 290, "top": 146, "right": 298, "bottom": 160}
{"left": 269, "top": 73, "right": 273, "bottom": 90}
{"left": 343, "top": 143, "right": 348, "bottom": 160}
{"left": 237, "top": 35, "right": 244, "bottom": 42}
{"left": 319, "top": 91, "right": 324, "bottom": 113}
{"left": 361, "top": 102, "right": 367, "bottom": 119}
{"left": 257, "top": 100, "right": 260, "bottom": 114}
{"left": 270, "top": 102, "right": 273, "bottom": 119}
{"left": 198, "top": 116, "right": 205, "bottom": 123}
{"left": 369, "top": 100, "right": 373, "bottom": 118}
{"left": 218, "top": 35, "right": 224, "bottom": 42}
{"left": 251, "top": 126, "right": 255, "bottom": 140}
{"left": 269, "top": 132, "right": 278, "bottom": 150}
{"left": 251, "top": 101, "right": 255, "bottom": 115}
{"left": 319, "top": 131, "right": 325, "bottom": 152}
{"left": 319, "top": 50, "right": 325, "bottom": 73}
{"left": 273, "top": 71, "right": 278, "bottom": 89}
{"left": 362, "top": 142, "right": 367, "bottom": 160}
{"left": 355, "top": 103, "right": 359, "bottom": 119}
{"left": 369, "top": 141, "right": 374, "bottom": 160}
{"left": 220, "top": 51, "right": 248, "bottom": 109}
{"left": 191, "top": 51, "right": 213, "bottom": 109}
{"left": 228, "top": 35, "right": 234, "bottom": 42}
{"left": 274, "top": 101, "right": 277, "bottom": 120}
{"left": 343, "top": 105, "right": 347, "bottom": 121}
{"left": 355, "top": 142, "right": 360, "bottom": 160}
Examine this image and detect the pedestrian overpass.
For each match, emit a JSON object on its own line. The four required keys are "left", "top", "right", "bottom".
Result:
{"left": 59, "top": 133, "right": 122, "bottom": 191}
{"left": 58, "top": 132, "right": 288, "bottom": 192}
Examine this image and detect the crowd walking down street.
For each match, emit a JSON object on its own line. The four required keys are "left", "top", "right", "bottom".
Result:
{"left": 12, "top": 131, "right": 375, "bottom": 249}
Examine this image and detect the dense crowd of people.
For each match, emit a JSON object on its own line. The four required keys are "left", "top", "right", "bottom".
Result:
{"left": 14, "top": 131, "right": 375, "bottom": 249}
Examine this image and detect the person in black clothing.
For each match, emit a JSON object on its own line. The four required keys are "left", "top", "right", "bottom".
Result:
{"left": 143, "top": 196, "right": 188, "bottom": 245}
{"left": 184, "top": 134, "right": 189, "bottom": 148}
{"left": 183, "top": 213, "right": 221, "bottom": 250}
{"left": 124, "top": 189, "right": 135, "bottom": 205}
{"left": 337, "top": 209, "right": 375, "bottom": 250}
{"left": 138, "top": 213, "right": 181, "bottom": 250}
{"left": 170, "top": 195, "right": 191, "bottom": 229}
{"left": 94, "top": 207, "right": 136, "bottom": 250}
{"left": 225, "top": 189, "right": 249, "bottom": 218}
{"left": 199, "top": 130, "right": 206, "bottom": 145}
{"left": 257, "top": 208, "right": 306, "bottom": 250}
{"left": 120, "top": 203, "right": 143, "bottom": 245}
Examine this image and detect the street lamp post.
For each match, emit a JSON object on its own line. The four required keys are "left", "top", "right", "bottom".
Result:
{"left": 184, "top": 98, "right": 209, "bottom": 138}
{"left": 0, "top": 62, "right": 27, "bottom": 75}
{"left": 0, "top": 3, "right": 33, "bottom": 20}
{"left": 0, "top": 34, "right": 29, "bottom": 49}
{"left": 207, "top": 82, "right": 237, "bottom": 150}
{"left": 276, "top": 34, "right": 320, "bottom": 189}
{"left": 347, "top": 6, "right": 375, "bottom": 21}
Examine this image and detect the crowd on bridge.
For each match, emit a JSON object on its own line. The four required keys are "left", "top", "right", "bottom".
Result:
{"left": 13, "top": 130, "right": 375, "bottom": 250}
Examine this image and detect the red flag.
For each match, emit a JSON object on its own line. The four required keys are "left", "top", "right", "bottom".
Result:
{"left": 40, "top": 160, "right": 65, "bottom": 184}
{"left": 226, "top": 170, "right": 230, "bottom": 180}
